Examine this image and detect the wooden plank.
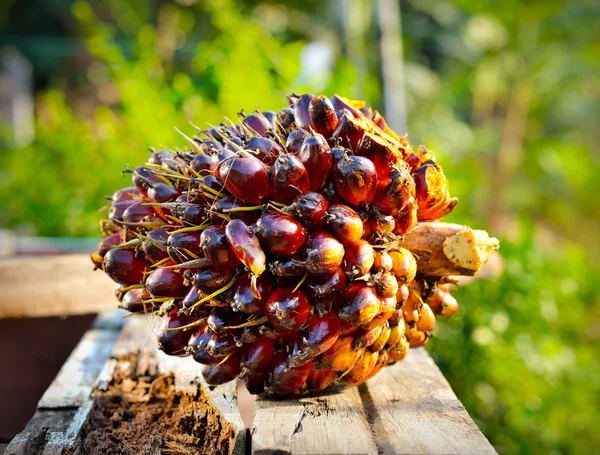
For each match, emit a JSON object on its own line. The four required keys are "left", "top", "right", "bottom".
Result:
{"left": 360, "top": 348, "right": 496, "bottom": 454}
{"left": 0, "top": 254, "right": 116, "bottom": 319}
{"left": 252, "top": 387, "right": 378, "bottom": 455}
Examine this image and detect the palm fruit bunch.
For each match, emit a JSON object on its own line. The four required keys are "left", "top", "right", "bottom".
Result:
{"left": 91, "top": 93, "right": 465, "bottom": 396}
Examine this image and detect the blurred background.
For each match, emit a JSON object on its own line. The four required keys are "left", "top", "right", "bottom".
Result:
{"left": 0, "top": 0, "right": 598, "bottom": 453}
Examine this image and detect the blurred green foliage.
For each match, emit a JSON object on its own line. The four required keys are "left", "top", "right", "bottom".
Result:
{"left": 0, "top": 0, "right": 598, "bottom": 453}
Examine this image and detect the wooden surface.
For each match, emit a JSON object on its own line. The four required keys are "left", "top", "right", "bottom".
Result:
{"left": 0, "top": 254, "right": 115, "bottom": 319}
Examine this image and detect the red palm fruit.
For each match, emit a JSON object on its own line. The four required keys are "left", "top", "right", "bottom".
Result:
{"left": 258, "top": 324, "right": 290, "bottom": 340}
{"left": 268, "top": 352, "right": 312, "bottom": 396}
{"left": 244, "top": 371, "right": 268, "bottom": 395}
{"left": 305, "top": 231, "right": 345, "bottom": 276}
{"left": 428, "top": 290, "right": 459, "bottom": 318}
{"left": 225, "top": 219, "right": 266, "bottom": 277}
{"left": 157, "top": 312, "right": 197, "bottom": 356}
{"left": 167, "top": 231, "right": 202, "bottom": 263}
{"left": 324, "top": 204, "right": 363, "bottom": 246}
{"left": 288, "top": 311, "right": 341, "bottom": 367}
{"left": 373, "top": 272, "right": 399, "bottom": 299}
{"left": 293, "top": 93, "right": 315, "bottom": 130}
{"left": 373, "top": 252, "right": 393, "bottom": 273}
{"left": 356, "top": 132, "right": 401, "bottom": 179}
{"left": 333, "top": 154, "right": 378, "bottom": 206}
{"left": 389, "top": 248, "right": 417, "bottom": 283}
{"left": 103, "top": 248, "right": 147, "bottom": 286}
{"left": 354, "top": 324, "right": 384, "bottom": 349}
{"left": 109, "top": 199, "right": 136, "bottom": 225}
{"left": 309, "top": 95, "right": 338, "bottom": 139}
{"left": 242, "top": 112, "right": 270, "bottom": 136}
{"left": 201, "top": 350, "right": 242, "bottom": 386}
{"left": 91, "top": 233, "right": 122, "bottom": 267}
{"left": 149, "top": 149, "right": 174, "bottom": 165}
{"left": 241, "top": 336, "right": 275, "bottom": 373}
{"left": 207, "top": 332, "right": 238, "bottom": 357}
{"left": 331, "top": 114, "right": 373, "bottom": 151}
{"left": 387, "top": 337, "right": 409, "bottom": 362}
{"left": 232, "top": 272, "right": 273, "bottom": 314}
{"left": 111, "top": 186, "right": 141, "bottom": 202}
{"left": 330, "top": 143, "right": 346, "bottom": 168}
{"left": 210, "top": 196, "right": 259, "bottom": 225}
{"left": 182, "top": 286, "right": 201, "bottom": 311}
{"left": 180, "top": 204, "right": 206, "bottom": 226}
{"left": 370, "top": 212, "right": 396, "bottom": 236}
{"left": 235, "top": 326, "right": 260, "bottom": 346}
{"left": 200, "top": 226, "right": 240, "bottom": 270}
{"left": 285, "top": 128, "right": 309, "bottom": 154}
{"left": 131, "top": 166, "right": 164, "bottom": 195}
{"left": 265, "top": 287, "right": 310, "bottom": 332}
{"left": 319, "top": 336, "right": 364, "bottom": 372}
{"left": 270, "top": 154, "right": 310, "bottom": 204}
{"left": 199, "top": 174, "right": 228, "bottom": 198}
{"left": 188, "top": 327, "right": 223, "bottom": 365}
{"left": 392, "top": 197, "right": 418, "bottom": 235}
{"left": 218, "top": 155, "right": 270, "bottom": 204}
{"left": 119, "top": 288, "right": 152, "bottom": 313}
{"left": 304, "top": 267, "right": 347, "bottom": 302}
{"left": 246, "top": 136, "right": 283, "bottom": 165}
{"left": 306, "top": 369, "right": 338, "bottom": 392}
{"left": 386, "top": 322, "right": 405, "bottom": 348}
{"left": 331, "top": 94, "right": 365, "bottom": 119}
{"left": 193, "top": 267, "right": 232, "bottom": 291}
{"left": 270, "top": 255, "right": 306, "bottom": 280}
{"left": 123, "top": 200, "right": 160, "bottom": 224}
{"left": 336, "top": 283, "right": 380, "bottom": 327}
{"left": 372, "top": 165, "right": 415, "bottom": 216}
{"left": 417, "top": 303, "right": 437, "bottom": 332}
{"left": 254, "top": 213, "right": 307, "bottom": 256}
{"left": 148, "top": 183, "right": 181, "bottom": 203}
{"left": 212, "top": 148, "right": 237, "bottom": 173}
{"left": 321, "top": 182, "right": 345, "bottom": 205}
{"left": 284, "top": 192, "right": 329, "bottom": 231}
{"left": 343, "top": 240, "right": 375, "bottom": 279}
{"left": 146, "top": 267, "right": 188, "bottom": 298}
{"left": 343, "top": 350, "right": 379, "bottom": 386}
{"left": 141, "top": 227, "right": 173, "bottom": 263}
{"left": 412, "top": 161, "right": 457, "bottom": 220}
{"left": 208, "top": 307, "right": 244, "bottom": 333}
{"left": 275, "top": 107, "right": 295, "bottom": 135}
{"left": 339, "top": 319, "right": 359, "bottom": 336}
{"left": 298, "top": 131, "right": 332, "bottom": 191}
{"left": 371, "top": 322, "right": 391, "bottom": 352}
{"left": 363, "top": 295, "right": 396, "bottom": 330}
{"left": 190, "top": 153, "right": 214, "bottom": 175}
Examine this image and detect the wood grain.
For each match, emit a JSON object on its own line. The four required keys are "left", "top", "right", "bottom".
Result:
{"left": 0, "top": 254, "right": 116, "bottom": 319}
{"left": 360, "top": 348, "right": 496, "bottom": 454}
{"left": 253, "top": 386, "right": 378, "bottom": 455}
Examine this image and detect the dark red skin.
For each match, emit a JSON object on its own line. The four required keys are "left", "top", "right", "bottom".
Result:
{"left": 111, "top": 186, "right": 141, "bottom": 202}
{"left": 188, "top": 327, "right": 222, "bottom": 365}
{"left": 199, "top": 174, "right": 229, "bottom": 199}
{"left": 148, "top": 183, "right": 181, "bottom": 203}
{"left": 268, "top": 352, "right": 312, "bottom": 396}
{"left": 109, "top": 200, "right": 136, "bottom": 225}
{"left": 200, "top": 226, "right": 241, "bottom": 270}
{"left": 298, "top": 132, "right": 332, "bottom": 191}
{"left": 103, "top": 248, "right": 147, "bottom": 286}
{"left": 265, "top": 287, "right": 311, "bottom": 332}
{"left": 201, "top": 350, "right": 241, "bottom": 386}
{"left": 275, "top": 107, "right": 295, "bottom": 135}
{"left": 181, "top": 204, "right": 206, "bottom": 226}
{"left": 207, "top": 332, "right": 237, "bottom": 357}
{"left": 330, "top": 145, "right": 347, "bottom": 168}
{"left": 122, "top": 201, "right": 156, "bottom": 224}
{"left": 270, "top": 255, "right": 306, "bottom": 280}
{"left": 355, "top": 132, "right": 401, "bottom": 180}
{"left": 182, "top": 286, "right": 202, "bottom": 310}
{"left": 304, "top": 267, "right": 347, "bottom": 302}
{"left": 333, "top": 154, "right": 378, "bottom": 206}
{"left": 225, "top": 219, "right": 266, "bottom": 277}
{"left": 244, "top": 371, "right": 268, "bottom": 395}
{"left": 270, "top": 154, "right": 310, "bottom": 204}
{"left": 288, "top": 311, "right": 341, "bottom": 367}
{"left": 167, "top": 231, "right": 203, "bottom": 263}
{"left": 241, "top": 336, "right": 275, "bottom": 372}
{"left": 246, "top": 136, "right": 283, "bottom": 165}
{"left": 343, "top": 239, "right": 375, "bottom": 279}
{"left": 305, "top": 231, "right": 345, "bottom": 276}
{"left": 324, "top": 204, "right": 363, "bottom": 246}
{"left": 218, "top": 155, "right": 270, "bottom": 204}
{"left": 190, "top": 153, "right": 214, "bottom": 175}
{"left": 157, "top": 312, "right": 197, "bottom": 356}
{"left": 212, "top": 148, "right": 237, "bottom": 174}
{"left": 336, "top": 283, "right": 380, "bottom": 327}
{"left": 373, "top": 166, "right": 415, "bottom": 216}
{"left": 331, "top": 114, "right": 371, "bottom": 151}
{"left": 145, "top": 267, "right": 188, "bottom": 298}
{"left": 131, "top": 166, "right": 164, "bottom": 195}
{"left": 193, "top": 267, "right": 232, "bottom": 291}
{"left": 232, "top": 272, "right": 274, "bottom": 314}
{"left": 210, "top": 196, "right": 259, "bottom": 225}
{"left": 141, "top": 226, "right": 173, "bottom": 263}
{"left": 285, "top": 128, "right": 309, "bottom": 154}
{"left": 119, "top": 288, "right": 152, "bottom": 313}
{"left": 293, "top": 93, "right": 315, "bottom": 130}
{"left": 262, "top": 110, "right": 276, "bottom": 125}
{"left": 309, "top": 95, "right": 339, "bottom": 139}
{"left": 285, "top": 192, "right": 329, "bottom": 231}
{"left": 208, "top": 307, "right": 243, "bottom": 333}
{"left": 242, "top": 113, "right": 270, "bottom": 136}
{"left": 254, "top": 213, "right": 307, "bottom": 256}
{"left": 97, "top": 233, "right": 122, "bottom": 257}
{"left": 392, "top": 198, "right": 418, "bottom": 236}
{"left": 149, "top": 149, "right": 174, "bottom": 166}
